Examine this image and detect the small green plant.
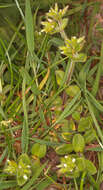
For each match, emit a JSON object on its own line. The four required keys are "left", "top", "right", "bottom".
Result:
{"left": 56, "top": 132, "right": 96, "bottom": 179}
{"left": 57, "top": 154, "right": 97, "bottom": 178}
{"left": 1, "top": 1, "right": 102, "bottom": 189}
{"left": 4, "top": 154, "right": 32, "bottom": 186}
{"left": 4, "top": 145, "right": 47, "bottom": 187}
{"left": 41, "top": 3, "right": 87, "bottom": 85}
{"left": 41, "top": 3, "right": 68, "bottom": 35}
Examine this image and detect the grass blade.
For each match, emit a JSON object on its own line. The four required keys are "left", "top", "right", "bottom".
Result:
{"left": 87, "top": 90, "right": 103, "bottom": 112}
{"left": 0, "top": 181, "right": 17, "bottom": 189}
{"left": 0, "top": 148, "right": 8, "bottom": 165}
{"left": 25, "top": 0, "right": 34, "bottom": 53}
{"left": 20, "top": 67, "right": 39, "bottom": 95}
{"left": 91, "top": 41, "right": 103, "bottom": 96}
{"left": 42, "top": 93, "right": 81, "bottom": 137}
{"left": 21, "top": 78, "right": 29, "bottom": 153}
{"left": 85, "top": 94, "right": 103, "bottom": 145}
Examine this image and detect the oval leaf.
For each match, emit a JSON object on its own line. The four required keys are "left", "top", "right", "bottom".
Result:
{"left": 31, "top": 143, "right": 47, "bottom": 158}
{"left": 85, "top": 159, "right": 97, "bottom": 175}
{"left": 55, "top": 70, "right": 64, "bottom": 86}
{"left": 72, "top": 134, "right": 85, "bottom": 153}
{"left": 65, "top": 85, "right": 80, "bottom": 98}
{"left": 56, "top": 144, "right": 73, "bottom": 155}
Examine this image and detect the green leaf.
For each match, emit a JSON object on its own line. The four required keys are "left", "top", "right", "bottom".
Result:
{"left": 85, "top": 95, "right": 103, "bottom": 145}
{"left": 73, "top": 53, "right": 87, "bottom": 62}
{"left": 61, "top": 119, "right": 75, "bottom": 132}
{"left": 72, "top": 111, "right": 80, "bottom": 121}
{"left": 0, "top": 181, "right": 17, "bottom": 189}
{"left": 62, "top": 132, "right": 73, "bottom": 141}
{"left": 55, "top": 70, "right": 64, "bottom": 86}
{"left": 36, "top": 175, "right": 57, "bottom": 190}
{"left": 76, "top": 157, "right": 86, "bottom": 171}
{"left": 87, "top": 90, "right": 103, "bottom": 113}
{"left": 25, "top": 0, "right": 34, "bottom": 53}
{"left": 22, "top": 79, "right": 29, "bottom": 153}
{"left": 78, "top": 57, "right": 92, "bottom": 89}
{"left": 84, "top": 129, "right": 96, "bottom": 144}
{"left": 18, "top": 154, "right": 31, "bottom": 165}
{"left": 78, "top": 116, "right": 92, "bottom": 132}
{"left": 91, "top": 41, "right": 103, "bottom": 97}
{"left": 20, "top": 67, "right": 39, "bottom": 96}
{"left": 65, "top": 85, "right": 80, "bottom": 98}
{"left": 56, "top": 144, "right": 73, "bottom": 155}
{"left": 85, "top": 159, "right": 97, "bottom": 175}
{"left": 59, "top": 18, "right": 68, "bottom": 31}
{"left": 52, "top": 96, "right": 62, "bottom": 106}
{"left": 55, "top": 92, "right": 81, "bottom": 125}
{"left": 72, "top": 134, "right": 85, "bottom": 153}
{"left": 31, "top": 143, "right": 47, "bottom": 158}
{"left": 0, "top": 105, "right": 7, "bottom": 119}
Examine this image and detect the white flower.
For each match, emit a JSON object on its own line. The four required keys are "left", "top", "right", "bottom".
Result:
{"left": 65, "top": 155, "right": 68, "bottom": 159}
{"left": 7, "top": 159, "right": 10, "bottom": 163}
{"left": 23, "top": 175, "right": 28, "bottom": 180}
{"left": 27, "top": 165, "right": 31, "bottom": 168}
{"left": 72, "top": 158, "right": 76, "bottom": 163}
{"left": 63, "top": 163, "right": 67, "bottom": 168}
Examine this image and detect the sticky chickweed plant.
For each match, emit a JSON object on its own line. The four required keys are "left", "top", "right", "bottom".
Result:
{"left": 41, "top": 3, "right": 87, "bottom": 85}
{"left": 0, "top": 1, "right": 103, "bottom": 190}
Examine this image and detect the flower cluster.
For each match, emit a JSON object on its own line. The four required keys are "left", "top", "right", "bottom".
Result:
{"left": 57, "top": 155, "right": 76, "bottom": 175}
{"left": 41, "top": 3, "right": 68, "bottom": 34}
{"left": 4, "top": 154, "right": 32, "bottom": 186}
{"left": 41, "top": 4, "right": 87, "bottom": 63}
{"left": 59, "top": 36, "right": 87, "bottom": 62}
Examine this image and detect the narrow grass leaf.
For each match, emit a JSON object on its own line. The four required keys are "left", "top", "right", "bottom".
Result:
{"left": 87, "top": 90, "right": 103, "bottom": 112}
{"left": 25, "top": 0, "right": 34, "bottom": 53}
{"left": 0, "top": 181, "right": 17, "bottom": 189}
{"left": 87, "top": 174, "right": 99, "bottom": 190}
{"left": 20, "top": 67, "right": 39, "bottom": 95}
{"left": 30, "top": 137, "right": 62, "bottom": 146}
{"left": 78, "top": 58, "right": 92, "bottom": 88}
{"left": 0, "top": 106, "right": 7, "bottom": 120}
{"left": 42, "top": 95, "right": 81, "bottom": 137}
{"left": 88, "top": 2, "right": 100, "bottom": 42}
{"left": 91, "top": 41, "right": 103, "bottom": 96}
{"left": 39, "top": 67, "right": 50, "bottom": 90}
{"left": 85, "top": 95, "right": 103, "bottom": 145}
{"left": 36, "top": 176, "right": 56, "bottom": 190}
{"left": 55, "top": 92, "right": 81, "bottom": 124}
{"left": 60, "top": 59, "right": 71, "bottom": 87}
{"left": 0, "top": 148, "right": 8, "bottom": 165}
{"left": 86, "top": 147, "right": 103, "bottom": 152}
{"left": 15, "top": 0, "right": 25, "bottom": 20}
{"left": 21, "top": 78, "right": 29, "bottom": 153}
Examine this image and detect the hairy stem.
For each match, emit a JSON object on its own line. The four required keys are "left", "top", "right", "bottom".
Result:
{"left": 58, "top": 20, "right": 68, "bottom": 41}
{"left": 66, "top": 61, "right": 75, "bottom": 84}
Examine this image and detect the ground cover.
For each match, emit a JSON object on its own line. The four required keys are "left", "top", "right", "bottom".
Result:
{"left": 0, "top": 0, "right": 103, "bottom": 189}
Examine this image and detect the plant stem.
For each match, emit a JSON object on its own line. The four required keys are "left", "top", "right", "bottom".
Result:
{"left": 58, "top": 20, "right": 75, "bottom": 85}
{"left": 80, "top": 172, "right": 86, "bottom": 190}
{"left": 58, "top": 20, "right": 68, "bottom": 41}
{"left": 74, "top": 178, "right": 79, "bottom": 190}
{"left": 66, "top": 61, "right": 75, "bottom": 84}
